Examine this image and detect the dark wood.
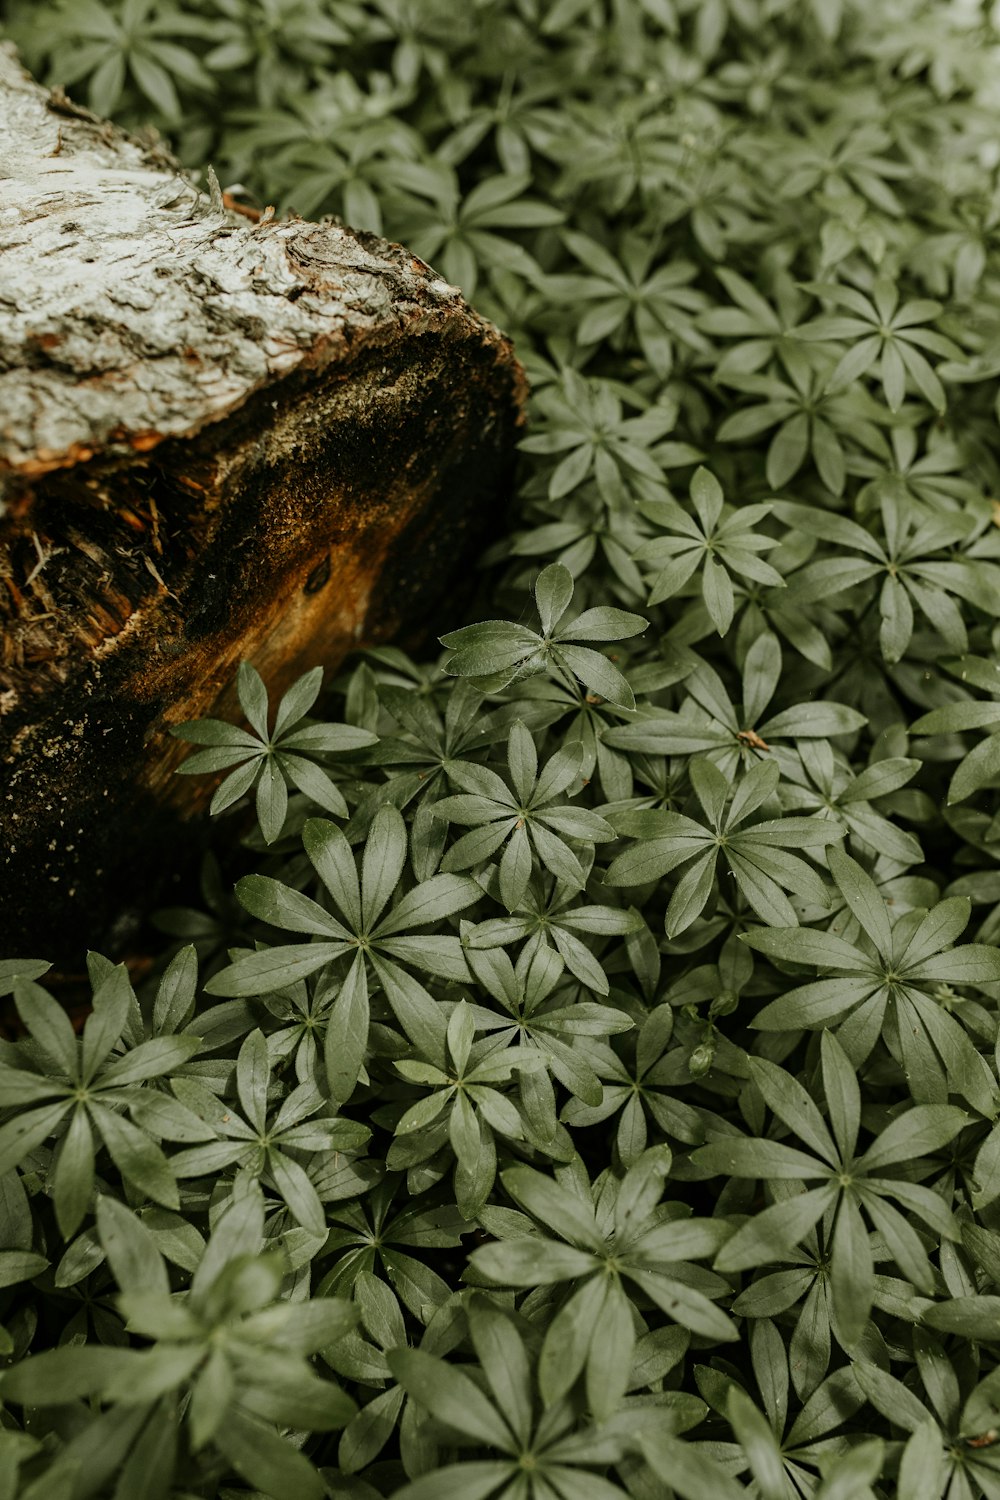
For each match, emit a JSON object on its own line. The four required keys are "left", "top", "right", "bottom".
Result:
{"left": 0, "top": 47, "right": 526, "bottom": 959}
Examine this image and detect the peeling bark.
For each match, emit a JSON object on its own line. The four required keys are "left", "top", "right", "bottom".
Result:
{"left": 0, "top": 46, "right": 527, "bottom": 959}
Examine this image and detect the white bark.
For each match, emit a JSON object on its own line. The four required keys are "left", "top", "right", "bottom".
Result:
{"left": 0, "top": 42, "right": 466, "bottom": 490}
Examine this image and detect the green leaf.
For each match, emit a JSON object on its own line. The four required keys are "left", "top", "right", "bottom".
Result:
{"left": 52, "top": 1107, "right": 95, "bottom": 1238}
{"left": 303, "top": 817, "right": 363, "bottom": 929}
{"left": 236, "top": 1029, "right": 270, "bottom": 1134}
{"left": 449, "top": 1091, "right": 481, "bottom": 1174}
{"left": 99, "top": 1035, "right": 202, "bottom": 1089}
{"left": 605, "top": 819, "right": 709, "bottom": 887}
{"left": 362, "top": 805, "right": 409, "bottom": 928}
{"left": 962, "top": 1365, "right": 1000, "bottom": 1439}
{"left": 627, "top": 1217, "right": 727, "bottom": 1264}
{"left": 899, "top": 898, "right": 971, "bottom": 967}
{"left": 714, "top": 1187, "right": 836, "bottom": 1272}
{"left": 690, "top": 466, "right": 725, "bottom": 530}
{"left": 281, "top": 722, "right": 377, "bottom": 754}
{"left": 190, "top": 1186, "right": 264, "bottom": 1300}
{"left": 586, "top": 1283, "right": 634, "bottom": 1418}
{"left": 692, "top": 1136, "right": 825, "bottom": 1180}
{"left": 273, "top": 666, "right": 323, "bottom": 738}
{"left": 816, "top": 1439, "right": 887, "bottom": 1500}
{"left": 205, "top": 943, "right": 346, "bottom": 997}
{"left": 107, "top": 1343, "right": 205, "bottom": 1412}
{"left": 392, "top": 1465, "right": 513, "bottom": 1500}
{"left": 557, "top": 643, "right": 636, "bottom": 710}
{"left": 751, "top": 977, "right": 879, "bottom": 1032}
{"left": 236, "top": 661, "right": 270, "bottom": 740}
{"left": 562, "top": 605, "right": 647, "bottom": 642}
{"left": 703, "top": 554, "right": 735, "bottom": 635}
{"left": 469, "top": 1237, "right": 598, "bottom": 1285}
{"left": 325, "top": 955, "right": 369, "bottom": 1107}
{"left": 91, "top": 1106, "right": 179, "bottom": 1209}
{"left": 950, "top": 730, "right": 1000, "bottom": 804}
{"left": 843, "top": 757, "right": 921, "bottom": 803}
{"left": 81, "top": 964, "right": 134, "bottom": 1082}
{"left": 896, "top": 1421, "right": 946, "bottom": 1500}
{"left": 856, "top": 1105, "right": 968, "bottom": 1172}
{"left": 499, "top": 823, "right": 533, "bottom": 912}
{"left": 853, "top": 1362, "right": 931, "bottom": 1434}
{"left": 741, "top": 926, "right": 870, "bottom": 972}
{"left": 828, "top": 847, "right": 892, "bottom": 956}
{"left": 728, "top": 1388, "right": 786, "bottom": 1500}
{"left": 0, "top": 1346, "right": 136, "bottom": 1405}
{"left": 748, "top": 1057, "right": 839, "bottom": 1167}
{"left": 614, "top": 1145, "right": 673, "bottom": 1243}
{"left": 923, "top": 1290, "right": 1000, "bottom": 1338}
{"left": 539, "top": 1272, "right": 608, "bottom": 1406}
{"left": 377, "top": 873, "right": 481, "bottom": 935}
{"left": 237, "top": 874, "right": 347, "bottom": 939}
{"left": 440, "top": 620, "right": 541, "bottom": 676}
{"left": 726, "top": 850, "right": 799, "bottom": 927}
{"left": 535, "top": 562, "right": 575, "bottom": 635}
{"left": 829, "top": 1194, "right": 873, "bottom": 1347}
{"left": 0, "top": 960, "right": 51, "bottom": 997}
{"left": 277, "top": 752, "right": 349, "bottom": 817}
{"left": 388, "top": 1348, "right": 516, "bottom": 1450}
{"left": 240, "top": 1367, "right": 355, "bottom": 1430}
{"left": 973, "top": 1123, "right": 1000, "bottom": 1210}
{"left": 821, "top": 1030, "right": 861, "bottom": 1163}
{"left": 627, "top": 1267, "right": 738, "bottom": 1341}
{"left": 912, "top": 703, "right": 1000, "bottom": 736}
{"left": 153, "top": 945, "right": 198, "bottom": 1034}
{"left": 213, "top": 1409, "right": 325, "bottom": 1500}
{"left": 0, "top": 1248, "right": 48, "bottom": 1288}
{"left": 640, "top": 1431, "right": 749, "bottom": 1500}
{"left": 13, "top": 979, "right": 78, "bottom": 1076}
{"left": 879, "top": 575, "right": 914, "bottom": 663}
{"left": 189, "top": 1345, "right": 235, "bottom": 1450}
{"left": 910, "top": 945, "right": 1000, "bottom": 985}
{"left": 96, "top": 1195, "right": 169, "bottom": 1297}
{"left": 501, "top": 1165, "right": 601, "bottom": 1248}
{"left": 0, "top": 1101, "right": 73, "bottom": 1177}
{"left": 171, "top": 717, "right": 260, "bottom": 749}
{"left": 371, "top": 955, "right": 448, "bottom": 1061}
{"left": 506, "top": 720, "right": 538, "bottom": 805}
{"left": 467, "top": 1298, "right": 533, "bottom": 1447}
{"left": 211, "top": 756, "right": 262, "bottom": 814}
{"left": 256, "top": 755, "right": 288, "bottom": 842}
{"left": 268, "top": 1149, "right": 326, "bottom": 1236}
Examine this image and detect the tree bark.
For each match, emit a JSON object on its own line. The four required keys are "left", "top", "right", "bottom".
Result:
{"left": 0, "top": 45, "right": 526, "bottom": 960}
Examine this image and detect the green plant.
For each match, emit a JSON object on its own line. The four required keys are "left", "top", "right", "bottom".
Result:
{"left": 6, "top": 0, "right": 1000, "bottom": 1496}
{"left": 171, "top": 662, "right": 377, "bottom": 843}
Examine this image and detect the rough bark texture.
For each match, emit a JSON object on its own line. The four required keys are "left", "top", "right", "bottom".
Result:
{"left": 0, "top": 45, "right": 527, "bottom": 960}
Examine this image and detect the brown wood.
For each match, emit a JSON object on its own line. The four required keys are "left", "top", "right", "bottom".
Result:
{"left": 0, "top": 46, "right": 526, "bottom": 959}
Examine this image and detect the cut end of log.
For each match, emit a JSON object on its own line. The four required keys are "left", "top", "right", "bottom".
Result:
{"left": 0, "top": 45, "right": 527, "bottom": 959}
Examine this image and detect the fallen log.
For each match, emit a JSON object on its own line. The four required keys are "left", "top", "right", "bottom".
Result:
{"left": 0, "top": 45, "right": 527, "bottom": 960}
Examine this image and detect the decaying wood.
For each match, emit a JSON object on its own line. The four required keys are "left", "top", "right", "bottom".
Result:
{"left": 0, "top": 45, "right": 527, "bottom": 959}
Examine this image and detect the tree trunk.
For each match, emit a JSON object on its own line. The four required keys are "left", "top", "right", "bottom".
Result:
{"left": 0, "top": 45, "right": 526, "bottom": 961}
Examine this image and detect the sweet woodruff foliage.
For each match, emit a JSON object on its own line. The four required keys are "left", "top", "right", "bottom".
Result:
{"left": 7, "top": 0, "right": 1000, "bottom": 1496}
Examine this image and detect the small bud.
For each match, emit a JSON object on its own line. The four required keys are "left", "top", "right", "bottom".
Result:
{"left": 688, "top": 1040, "right": 715, "bottom": 1078}
{"left": 710, "top": 990, "right": 738, "bottom": 1019}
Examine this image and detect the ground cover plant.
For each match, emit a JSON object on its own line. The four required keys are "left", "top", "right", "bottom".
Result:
{"left": 6, "top": 0, "right": 1000, "bottom": 1494}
